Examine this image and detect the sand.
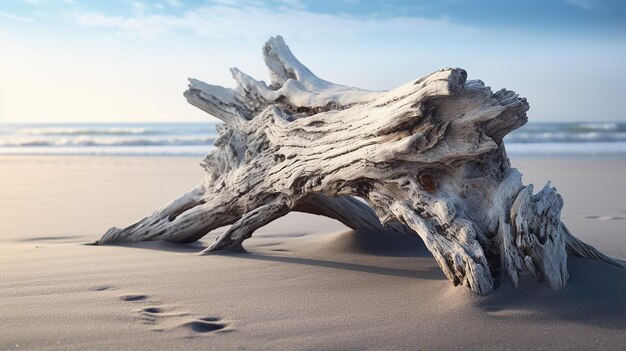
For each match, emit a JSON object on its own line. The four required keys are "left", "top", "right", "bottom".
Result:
{"left": 1, "top": 155, "right": 624, "bottom": 350}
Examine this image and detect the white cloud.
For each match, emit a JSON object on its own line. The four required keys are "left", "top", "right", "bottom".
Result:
{"left": 166, "top": 0, "right": 183, "bottom": 8}
{"left": 131, "top": 1, "right": 150, "bottom": 13}
{"left": 276, "top": 0, "right": 306, "bottom": 10}
{"left": 68, "top": 2, "right": 478, "bottom": 42}
{"left": 0, "top": 10, "right": 35, "bottom": 22}
{"left": 564, "top": 0, "right": 602, "bottom": 10}
{"left": 72, "top": 11, "right": 174, "bottom": 39}
{"left": 19, "top": 0, "right": 42, "bottom": 5}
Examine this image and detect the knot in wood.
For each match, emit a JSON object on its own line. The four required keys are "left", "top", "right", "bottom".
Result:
{"left": 419, "top": 174, "right": 436, "bottom": 194}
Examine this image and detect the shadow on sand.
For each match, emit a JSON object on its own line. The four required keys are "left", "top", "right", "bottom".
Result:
{"left": 97, "top": 229, "right": 625, "bottom": 330}
{"left": 471, "top": 255, "right": 626, "bottom": 330}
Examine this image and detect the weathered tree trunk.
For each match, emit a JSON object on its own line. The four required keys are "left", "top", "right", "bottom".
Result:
{"left": 98, "top": 36, "right": 623, "bottom": 295}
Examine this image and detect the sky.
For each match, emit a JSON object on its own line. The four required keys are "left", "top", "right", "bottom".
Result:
{"left": 0, "top": 0, "right": 624, "bottom": 123}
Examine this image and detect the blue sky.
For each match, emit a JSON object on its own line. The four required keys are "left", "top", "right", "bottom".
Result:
{"left": 1, "top": 0, "right": 624, "bottom": 123}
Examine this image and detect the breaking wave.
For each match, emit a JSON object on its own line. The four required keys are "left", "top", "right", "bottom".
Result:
{"left": 0, "top": 136, "right": 215, "bottom": 147}
{"left": 16, "top": 127, "right": 153, "bottom": 135}
{"left": 1, "top": 121, "right": 625, "bottom": 156}
{"left": 505, "top": 122, "right": 626, "bottom": 144}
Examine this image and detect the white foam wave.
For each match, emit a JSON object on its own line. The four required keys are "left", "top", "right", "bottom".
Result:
{"left": 0, "top": 136, "right": 215, "bottom": 147}
{"left": 506, "top": 131, "right": 626, "bottom": 143}
{"left": 0, "top": 145, "right": 212, "bottom": 156}
{"left": 506, "top": 142, "right": 626, "bottom": 156}
{"left": 17, "top": 127, "right": 153, "bottom": 135}
{"left": 577, "top": 122, "right": 619, "bottom": 131}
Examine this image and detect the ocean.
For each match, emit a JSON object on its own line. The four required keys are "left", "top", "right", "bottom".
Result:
{"left": 1, "top": 122, "right": 625, "bottom": 156}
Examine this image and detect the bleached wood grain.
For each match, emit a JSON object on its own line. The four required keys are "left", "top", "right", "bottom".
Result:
{"left": 98, "top": 36, "right": 622, "bottom": 295}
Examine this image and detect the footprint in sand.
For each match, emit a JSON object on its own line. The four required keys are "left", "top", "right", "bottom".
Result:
{"left": 181, "top": 318, "right": 228, "bottom": 333}
{"left": 93, "top": 285, "right": 117, "bottom": 291}
{"left": 141, "top": 306, "right": 163, "bottom": 314}
{"left": 118, "top": 294, "right": 149, "bottom": 302}
{"left": 585, "top": 215, "right": 626, "bottom": 220}
{"left": 22, "top": 236, "right": 77, "bottom": 242}
{"left": 113, "top": 291, "right": 231, "bottom": 335}
{"left": 139, "top": 305, "right": 229, "bottom": 334}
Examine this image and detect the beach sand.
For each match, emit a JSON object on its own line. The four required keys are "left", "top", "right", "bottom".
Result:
{"left": 1, "top": 156, "right": 624, "bottom": 350}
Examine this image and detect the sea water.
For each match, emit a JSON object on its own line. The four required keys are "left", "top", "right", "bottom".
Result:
{"left": 1, "top": 122, "right": 625, "bottom": 156}
{"left": 0, "top": 123, "right": 217, "bottom": 156}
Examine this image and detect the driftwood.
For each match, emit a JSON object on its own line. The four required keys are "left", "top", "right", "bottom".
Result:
{"left": 98, "top": 36, "right": 623, "bottom": 295}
